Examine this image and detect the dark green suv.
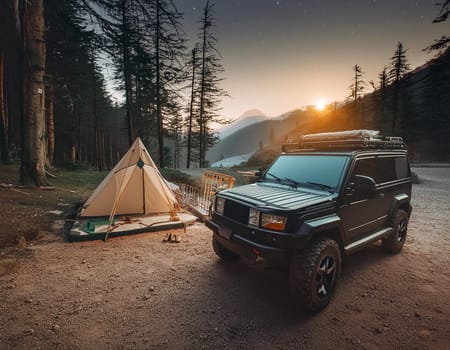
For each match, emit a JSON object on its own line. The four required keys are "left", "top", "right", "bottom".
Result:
{"left": 206, "top": 131, "right": 412, "bottom": 312}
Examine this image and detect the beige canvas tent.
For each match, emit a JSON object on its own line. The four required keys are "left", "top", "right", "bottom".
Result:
{"left": 80, "top": 137, "right": 179, "bottom": 219}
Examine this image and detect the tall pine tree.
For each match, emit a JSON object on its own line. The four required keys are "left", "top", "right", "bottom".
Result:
{"left": 20, "top": 0, "right": 48, "bottom": 186}
{"left": 347, "top": 64, "right": 365, "bottom": 128}
{"left": 388, "top": 42, "right": 410, "bottom": 133}
{"left": 196, "top": 1, "right": 227, "bottom": 167}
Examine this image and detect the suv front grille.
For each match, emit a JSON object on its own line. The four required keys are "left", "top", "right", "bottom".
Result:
{"left": 223, "top": 200, "right": 249, "bottom": 224}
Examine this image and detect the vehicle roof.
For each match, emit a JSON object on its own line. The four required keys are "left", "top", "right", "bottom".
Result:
{"left": 280, "top": 149, "right": 408, "bottom": 157}
{"left": 282, "top": 132, "right": 407, "bottom": 153}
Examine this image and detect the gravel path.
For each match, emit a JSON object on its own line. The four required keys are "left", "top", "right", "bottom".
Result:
{"left": 0, "top": 167, "right": 449, "bottom": 350}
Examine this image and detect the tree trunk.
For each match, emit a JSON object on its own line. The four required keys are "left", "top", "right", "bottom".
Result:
{"left": 47, "top": 82, "right": 54, "bottom": 166}
{"left": 20, "top": 0, "right": 48, "bottom": 186}
{"left": 0, "top": 52, "right": 10, "bottom": 162}
{"left": 108, "top": 129, "right": 113, "bottom": 169}
{"left": 100, "top": 130, "right": 105, "bottom": 170}
{"left": 186, "top": 47, "right": 196, "bottom": 168}
{"left": 155, "top": 0, "right": 164, "bottom": 167}
{"left": 199, "top": 6, "right": 208, "bottom": 168}
{"left": 70, "top": 101, "right": 77, "bottom": 162}
{"left": 121, "top": 0, "right": 134, "bottom": 146}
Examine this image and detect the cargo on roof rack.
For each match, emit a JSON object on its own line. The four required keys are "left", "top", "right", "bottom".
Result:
{"left": 282, "top": 130, "right": 406, "bottom": 152}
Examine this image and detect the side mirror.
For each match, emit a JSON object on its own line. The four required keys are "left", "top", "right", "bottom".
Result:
{"left": 353, "top": 175, "right": 377, "bottom": 197}
{"left": 254, "top": 170, "right": 261, "bottom": 178}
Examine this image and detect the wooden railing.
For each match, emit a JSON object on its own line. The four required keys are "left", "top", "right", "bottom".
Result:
{"left": 179, "top": 170, "right": 235, "bottom": 219}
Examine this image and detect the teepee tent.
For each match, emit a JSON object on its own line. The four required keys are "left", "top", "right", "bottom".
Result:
{"left": 80, "top": 138, "right": 179, "bottom": 219}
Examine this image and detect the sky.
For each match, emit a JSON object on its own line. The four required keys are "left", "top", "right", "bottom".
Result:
{"left": 173, "top": 0, "right": 448, "bottom": 120}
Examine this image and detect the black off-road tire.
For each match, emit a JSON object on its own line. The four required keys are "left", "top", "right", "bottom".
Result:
{"left": 382, "top": 209, "right": 409, "bottom": 254}
{"left": 212, "top": 238, "right": 241, "bottom": 262}
{"left": 289, "top": 238, "right": 341, "bottom": 312}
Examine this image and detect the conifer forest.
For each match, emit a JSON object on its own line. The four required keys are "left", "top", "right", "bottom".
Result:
{"left": 0, "top": 1, "right": 449, "bottom": 187}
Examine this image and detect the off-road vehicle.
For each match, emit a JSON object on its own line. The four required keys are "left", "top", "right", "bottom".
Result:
{"left": 206, "top": 130, "right": 412, "bottom": 312}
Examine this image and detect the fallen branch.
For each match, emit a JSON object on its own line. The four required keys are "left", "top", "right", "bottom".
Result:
{"left": 46, "top": 170, "right": 57, "bottom": 178}
{"left": 10, "top": 188, "right": 30, "bottom": 195}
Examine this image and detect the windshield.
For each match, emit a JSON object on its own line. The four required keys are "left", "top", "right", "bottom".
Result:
{"left": 263, "top": 154, "right": 349, "bottom": 191}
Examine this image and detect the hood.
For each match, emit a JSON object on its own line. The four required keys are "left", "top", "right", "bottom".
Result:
{"left": 220, "top": 182, "right": 335, "bottom": 211}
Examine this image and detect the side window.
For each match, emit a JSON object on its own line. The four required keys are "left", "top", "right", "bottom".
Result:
{"left": 377, "top": 156, "right": 409, "bottom": 182}
{"left": 376, "top": 157, "right": 397, "bottom": 183}
{"left": 353, "top": 156, "right": 410, "bottom": 184}
{"left": 353, "top": 158, "right": 378, "bottom": 181}
{"left": 395, "top": 157, "right": 410, "bottom": 179}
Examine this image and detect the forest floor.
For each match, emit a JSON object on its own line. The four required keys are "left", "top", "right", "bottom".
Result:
{"left": 0, "top": 164, "right": 449, "bottom": 350}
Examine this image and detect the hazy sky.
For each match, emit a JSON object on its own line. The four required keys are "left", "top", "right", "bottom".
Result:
{"left": 174, "top": 0, "right": 448, "bottom": 120}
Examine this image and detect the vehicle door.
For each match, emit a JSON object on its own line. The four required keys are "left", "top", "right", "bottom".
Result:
{"left": 338, "top": 156, "right": 387, "bottom": 243}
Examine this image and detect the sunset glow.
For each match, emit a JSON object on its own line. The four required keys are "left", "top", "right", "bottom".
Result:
{"left": 175, "top": 1, "right": 442, "bottom": 120}
{"left": 315, "top": 99, "right": 326, "bottom": 111}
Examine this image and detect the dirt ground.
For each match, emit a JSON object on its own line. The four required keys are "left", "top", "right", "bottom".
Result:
{"left": 0, "top": 167, "right": 449, "bottom": 350}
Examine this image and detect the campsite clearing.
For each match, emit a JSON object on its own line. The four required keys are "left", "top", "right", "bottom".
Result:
{"left": 0, "top": 166, "right": 450, "bottom": 349}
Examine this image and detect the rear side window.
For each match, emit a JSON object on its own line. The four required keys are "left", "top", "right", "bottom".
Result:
{"left": 376, "top": 157, "right": 397, "bottom": 183}
{"left": 394, "top": 157, "right": 410, "bottom": 179}
{"left": 353, "top": 156, "right": 410, "bottom": 183}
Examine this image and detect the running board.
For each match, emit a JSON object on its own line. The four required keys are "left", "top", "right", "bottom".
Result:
{"left": 344, "top": 227, "right": 394, "bottom": 254}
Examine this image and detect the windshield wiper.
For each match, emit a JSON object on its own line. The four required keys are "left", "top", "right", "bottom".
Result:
{"left": 266, "top": 173, "right": 300, "bottom": 188}
{"left": 283, "top": 177, "right": 301, "bottom": 188}
{"left": 306, "top": 181, "right": 333, "bottom": 191}
{"left": 265, "top": 174, "right": 330, "bottom": 191}
{"left": 266, "top": 172, "right": 282, "bottom": 182}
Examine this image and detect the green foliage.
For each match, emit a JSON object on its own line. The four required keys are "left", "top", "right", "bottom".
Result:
{"left": 193, "top": 1, "right": 229, "bottom": 167}
{"left": 44, "top": 0, "right": 124, "bottom": 169}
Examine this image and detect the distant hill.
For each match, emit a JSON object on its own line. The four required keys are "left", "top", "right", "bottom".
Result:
{"left": 217, "top": 109, "right": 268, "bottom": 140}
{"left": 206, "top": 109, "right": 314, "bottom": 164}
{"left": 206, "top": 48, "right": 450, "bottom": 165}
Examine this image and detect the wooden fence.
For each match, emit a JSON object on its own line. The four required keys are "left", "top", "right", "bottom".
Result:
{"left": 179, "top": 170, "right": 235, "bottom": 219}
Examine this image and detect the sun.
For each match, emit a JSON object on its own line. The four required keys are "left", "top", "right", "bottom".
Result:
{"left": 315, "top": 99, "right": 327, "bottom": 111}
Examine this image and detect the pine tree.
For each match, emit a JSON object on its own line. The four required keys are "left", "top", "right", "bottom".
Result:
{"left": 347, "top": 64, "right": 366, "bottom": 128}
{"left": 348, "top": 64, "right": 365, "bottom": 101}
{"left": 84, "top": 0, "right": 186, "bottom": 166}
{"left": 377, "top": 66, "right": 389, "bottom": 129}
{"left": 20, "top": 0, "right": 49, "bottom": 186}
{"left": 0, "top": 0, "right": 126, "bottom": 174}
{"left": 186, "top": 46, "right": 198, "bottom": 168}
{"left": 120, "top": 0, "right": 135, "bottom": 146}
{"left": 77, "top": 0, "right": 141, "bottom": 147}
{"left": 424, "top": 0, "right": 449, "bottom": 54}
{"left": 151, "top": 0, "right": 186, "bottom": 167}
{"left": 46, "top": 0, "right": 122, "bottom": 169}
{"left": 379, "top": 67, "right": 388, "bottom": 89}
{"left": 0, "top": 0, "right": 24, "bottom": 164}
{"left": 388, "top": 42, "right": 410, "bottom": 133}
{"left": 196, "top": 1, "right": 228, "bottom": 167}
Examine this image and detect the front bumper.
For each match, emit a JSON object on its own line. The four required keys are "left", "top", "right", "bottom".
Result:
{"left": 205, "top": 215, "right": 306, "bottom": 262}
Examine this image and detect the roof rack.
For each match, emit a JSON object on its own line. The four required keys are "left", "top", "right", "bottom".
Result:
{"left": 282, "top": 130, "right": 406, "bottom": 152}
